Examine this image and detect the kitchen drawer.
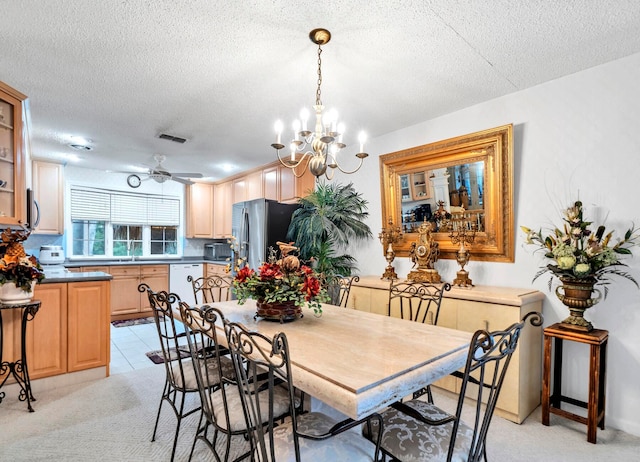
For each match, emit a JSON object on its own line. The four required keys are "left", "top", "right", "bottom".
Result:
{"left": 108, "top": 265, "right": 141, "bottom": 277}
{"left": 141, "top": 264, "right": 169, "bottom": 276}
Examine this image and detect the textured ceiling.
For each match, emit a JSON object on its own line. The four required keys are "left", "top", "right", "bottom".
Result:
{"left": 2, "top": 1, "right": 640, "bottom": 182}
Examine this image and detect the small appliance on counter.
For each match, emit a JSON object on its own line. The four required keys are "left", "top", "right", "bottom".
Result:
{"left": 205, "top": 239, "right": 232, "bottom": 261}
{"left": 39, "top": 245, "right": 68, "bottom": 277}
{"left": 39, "top": 245, "right": 65, "bottom": 265}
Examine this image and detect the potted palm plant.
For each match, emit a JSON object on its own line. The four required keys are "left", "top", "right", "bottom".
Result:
{"left": 286, "top": 182, "right": 372, "bottom": 303}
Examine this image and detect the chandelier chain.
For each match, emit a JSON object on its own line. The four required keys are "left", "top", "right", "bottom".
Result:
{"left": 316, "top": 45, "right": 323, "bottom": 106}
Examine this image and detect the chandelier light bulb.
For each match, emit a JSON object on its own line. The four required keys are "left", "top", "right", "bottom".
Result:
{"left": 358, "top": 131, "right": 367, "bottom": 153}
{"left": 274, "top": 120, "right": 283, "bottom": 145}
{"left": 300, "top": 108, "right": 310, "bottom": 131}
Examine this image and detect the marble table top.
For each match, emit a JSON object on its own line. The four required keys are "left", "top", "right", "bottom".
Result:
{"left": 209, "top": 300, "right": 472, "bottom": 420}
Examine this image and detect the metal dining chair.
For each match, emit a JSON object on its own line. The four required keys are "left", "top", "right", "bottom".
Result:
{"left": 178, "top": 303, "right": 248, "bottom": 462}
{"left": 188, "top": 274, "right": 233, "bottom": 304}
{"left": 388, "top": 280, "right": 452, "bottom": 402}
{"left": 364, "top": 311, "right": 543, "bottom": 462}
{"left": 138, "top": 283, "right": 205, "bottom": 462}
{"left": 325, "top": 274, "right": 360, "bottom": 307}
{"left": 225, "top": 320, "right": 383, "bottom": 462}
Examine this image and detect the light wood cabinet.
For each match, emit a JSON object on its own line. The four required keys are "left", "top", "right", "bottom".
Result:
{"left": 109, "top": 264, "right": 168, "bottom": 320}
{"left": 0, "top": 81, "right": 27, "bottom": 227}
{"left": 27, "top": 283, "right": 68, "bottom": 379}
{"left": 279, "top": 165, "right": 315, "bottom": 203}
{"left": 205, "top": 263, "right": 228, "bottom": 277}
{"left": 347, "top": 277, "right": 544, "bottom": 424}
{"left": 67, "top": 281, "right": 110, "bottom": 372}
{"left": 263, "top": 166, "right": 278, "bottom": 200}
{"left": 10, "top": 280, "right": 110, "bottom": 382}
{"left": 213, "top": 181, "right": 232, "bottom": 237}
{"left": 185, "top": 182, "right": 214, "bottom": 238}
{"left": 31, "top": 160, "right": 64, "bottom": 234}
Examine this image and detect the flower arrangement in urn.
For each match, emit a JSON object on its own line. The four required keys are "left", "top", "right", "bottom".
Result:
{"left": 522, "top": 200, "right": 639, "bottom": 331}
{"left": 232, "top": 242, "right": 329, "bottom": 320}
{"left": 0, "top": 227, "right": 46, "bottom": 294}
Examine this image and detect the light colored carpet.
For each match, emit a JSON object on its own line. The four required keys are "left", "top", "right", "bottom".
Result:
{"left": 1, "top": 366, "right": 639, "bottom": 461}
{"left": 0, "top": 366, "right": 248, "bottom": 461}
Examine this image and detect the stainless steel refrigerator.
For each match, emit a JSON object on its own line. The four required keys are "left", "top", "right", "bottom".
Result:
{"left": 231, "top": 198, "right": 299, "bottom": 270}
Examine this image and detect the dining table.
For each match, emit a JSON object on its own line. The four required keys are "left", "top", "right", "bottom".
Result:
{"left": 204, "top": 299, "right": 473, "bottom": 421}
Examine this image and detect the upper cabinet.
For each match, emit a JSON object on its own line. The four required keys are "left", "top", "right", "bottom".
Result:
{"left": 279, "top": 165, "right": 315, "bottom": 203}
{"left": 213, "top": 181, "right": 232, "bottom": 237}
{"left": 32, "top": 160, "right": 64, "bottom": 234}
{"left": 185, "top": 182, "right": 214, "bottom": 238}
{"left": 0, "top": 81, "right": 27, "bottom": 227}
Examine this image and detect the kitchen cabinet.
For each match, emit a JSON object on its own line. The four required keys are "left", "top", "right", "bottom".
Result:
{"left": 0, "top": 81, "right": 27, "bottom": 227}
{"left": 278, "top": 165, "right": 315, "bottom": 203}
{"left": 109, "top": 264, "right": 168, "bottom": 320}
{"left": 263, "top": 166, "right": 278, "bottom": 200}
{"left": 32, "top": 160, "right": 64, "bottom": 234}
{"left": 7, "top": 280, "right": 110, "bottom": 382}
{"left": 205, "top": 263, "right": 229, "bottom": 277}
{"left": 346, "top": 276, "right": 543, "bottom": 424}
{"left": 185, "top": 182, "right": 214, "bottom": 238}
{"left": 213, "top": 181, "right": 232, "bottom": 237}
{"left": 67, "top": 281, "right": 110, "bottom": 372}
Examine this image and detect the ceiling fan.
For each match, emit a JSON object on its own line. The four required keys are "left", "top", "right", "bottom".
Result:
{"left": 125, "top": 155, "right": 203, "bottom": 188}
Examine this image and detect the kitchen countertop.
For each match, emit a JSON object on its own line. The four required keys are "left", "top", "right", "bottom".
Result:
{"left": 63, "top": 257, "right": 230, "bottom": 268}
{"left": 40, "top": 271, "right": 113, "bottom": 284}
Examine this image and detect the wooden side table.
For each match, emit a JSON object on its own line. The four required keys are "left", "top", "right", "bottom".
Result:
{"left": 542, "top": 323, "right": 608, "bottom": 443}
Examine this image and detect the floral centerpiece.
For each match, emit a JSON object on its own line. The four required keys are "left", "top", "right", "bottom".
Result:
{"left": 521, "top": 200, "right": 638, "bottom": 330}
{"left": 232, "top": 242, "right": 329, "bottom": 320}
{"left": 0, "top": 227, "right": 46, "bottom": 292}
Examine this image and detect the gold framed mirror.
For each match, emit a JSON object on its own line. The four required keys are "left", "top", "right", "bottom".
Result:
{"left": 379, "top": 124, "right": 514, "bottom": 262}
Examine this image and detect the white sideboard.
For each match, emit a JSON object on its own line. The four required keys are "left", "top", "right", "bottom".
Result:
{"left": 347, "top": 276, "right": 544, "bottom": 424}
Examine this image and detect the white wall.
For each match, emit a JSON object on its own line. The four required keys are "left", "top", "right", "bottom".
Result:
{"left": 339, "top": 52, "right": 640, "bottom": 435}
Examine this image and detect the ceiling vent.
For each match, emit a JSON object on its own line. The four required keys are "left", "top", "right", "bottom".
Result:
{"left": 158, "top": 133, "right": 188, "bottom": 144}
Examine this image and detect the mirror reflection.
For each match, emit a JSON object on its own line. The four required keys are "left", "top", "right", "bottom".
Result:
{"left": 400, "top": 161, "right": 485, "bottom": 234}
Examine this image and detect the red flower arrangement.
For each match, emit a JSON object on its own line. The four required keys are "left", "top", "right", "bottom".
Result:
{"left": 231, "top": 243, "right": 328, "bottom": 314}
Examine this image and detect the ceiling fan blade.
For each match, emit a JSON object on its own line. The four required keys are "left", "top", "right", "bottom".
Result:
{"left": 171, "top": 172, "right": 203, "bottom": 178}
{"left": 171, "top": 176, "right": 195, "bottom": 185}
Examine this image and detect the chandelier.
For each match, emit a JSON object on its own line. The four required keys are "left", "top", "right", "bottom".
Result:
{"left": 271, "top": 28, "right": 368, "bottom": 180}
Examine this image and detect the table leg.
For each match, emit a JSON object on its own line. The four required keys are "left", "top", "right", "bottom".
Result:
{"left": 599, "top": 340, "right": 607, "bottom": 430}
{"left": 587, "top": 343, "right": 600, "bottom": 444}
{"left": 19, "top": 305, "right": 37, "bottom": 411}
{"left": 542, "top": 334, "right": 552, "bottom": 426}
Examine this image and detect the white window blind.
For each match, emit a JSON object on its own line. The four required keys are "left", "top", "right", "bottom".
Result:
{"left": 70, "top": 189, "right": 111, "bottom": 220}
{"left": 111, "top": 194, "right": 148, "bottom": 224}
{"left": 148, "top": 197, "right": 180, "bottom": 225}
{"left": 70, "top": 187, "right": 180, "bottom": 225}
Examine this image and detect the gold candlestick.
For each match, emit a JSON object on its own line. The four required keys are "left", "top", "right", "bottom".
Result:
{"left": 448, "top": 215, "right": 477, "bottom": 287}
{"left": 378, "top": 217, "right": 403, "bottom": 280}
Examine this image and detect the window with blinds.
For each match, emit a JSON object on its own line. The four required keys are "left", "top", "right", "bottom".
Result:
{"left": 70, "top": 187, "right": 181, "bottom": 257}
{"left": 70, "top": 187, "right": 180, "bottom": 225}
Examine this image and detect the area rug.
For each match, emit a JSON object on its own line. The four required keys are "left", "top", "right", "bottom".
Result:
{"left": 111, "top": 316, "right": 155, "bottom": 328}
{"left": 145, "top": 346, "right": 191, "bottom": 364}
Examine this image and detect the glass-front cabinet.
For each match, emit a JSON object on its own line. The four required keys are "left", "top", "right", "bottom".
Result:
{"left": 0, "top": 81, "right": 27, "bottom": 227}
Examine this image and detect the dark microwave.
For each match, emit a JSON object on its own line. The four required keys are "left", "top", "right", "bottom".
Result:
{"left": 205, "top": 242, "right": 232, "bottom": 260}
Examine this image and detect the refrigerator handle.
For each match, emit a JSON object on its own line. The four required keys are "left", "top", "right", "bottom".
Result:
{"left": 240, "top": 206, "right": 250, "bottom": 265}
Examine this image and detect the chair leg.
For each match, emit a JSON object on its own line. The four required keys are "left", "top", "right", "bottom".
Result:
{"left": 152, "top": 380, "right": 170, "bottom": 442}
{"left": 170, "top": 389, "right": 188, "bottom": 462}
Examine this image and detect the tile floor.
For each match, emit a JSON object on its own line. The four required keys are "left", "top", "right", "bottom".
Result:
{"left": 110, "top": 320, "right": 162, "bottom": 374}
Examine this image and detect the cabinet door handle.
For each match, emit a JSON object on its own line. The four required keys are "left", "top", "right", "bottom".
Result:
{"left": 483, "top": 320, "right": 489, "bottom": 331}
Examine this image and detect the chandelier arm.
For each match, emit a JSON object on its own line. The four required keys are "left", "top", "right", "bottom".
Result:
{"left": 328, "top": 156, "right": 367, "bottom": 175}
{"left": 276, "top": 150, "right": 312, "bottom": 178}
